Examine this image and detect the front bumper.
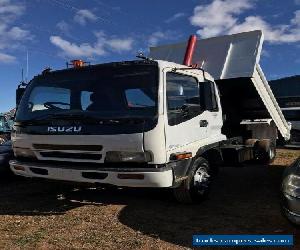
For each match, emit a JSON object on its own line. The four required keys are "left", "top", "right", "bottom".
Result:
{"left": 282, "top": 193, "right": 300, "bottom": 225}
{"left": 10, "top": 160, "right": 174, "bottom": 188}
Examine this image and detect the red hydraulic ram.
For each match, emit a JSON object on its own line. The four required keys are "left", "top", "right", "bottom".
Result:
{"left": 183, "top": 35, "right": 197, "bottom": 66}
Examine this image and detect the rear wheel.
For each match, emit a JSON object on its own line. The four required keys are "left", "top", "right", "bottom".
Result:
{"left": 173, "top": 157, "right": 211, "bottom": 204}
{"left": 256, "top": 139, "right": 276, "bottom": 164}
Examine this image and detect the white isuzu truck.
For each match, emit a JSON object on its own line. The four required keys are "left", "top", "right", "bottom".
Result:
{"left": 10, "top": 30, "right": 291, "bottom": 203}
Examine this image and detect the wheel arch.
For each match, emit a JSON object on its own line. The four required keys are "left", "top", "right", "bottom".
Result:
{"left": 197, "top": 145, "right": 223, "bottom": 175}
{"left": 171, "top": 142, "right": 223, "bottom": 187}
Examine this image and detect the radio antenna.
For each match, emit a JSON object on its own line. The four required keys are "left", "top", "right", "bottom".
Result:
{"left": 26, "top": 50, "right": 29, "bottom": 82}
{"left": 21, "top": 68, "right": 24, "bottom": 82}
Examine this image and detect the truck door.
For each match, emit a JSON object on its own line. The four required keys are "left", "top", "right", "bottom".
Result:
{"left": 202, "top": 80, "right": 223, "bottom": 138}
{"left": 164, "top": 70, "right": 222, "bottom": 155}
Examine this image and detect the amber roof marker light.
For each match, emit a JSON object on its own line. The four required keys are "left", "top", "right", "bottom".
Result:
{"left": 67, "top": 59, "right": 90, "bottom": 68}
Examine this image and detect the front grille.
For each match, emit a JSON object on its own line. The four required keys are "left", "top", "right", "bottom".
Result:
{"left": 33, "top": 144, "right": 103, "bottom": 162}
{"left": 40, "top": 152, "right": 102, "bottom": 160}
{"left": 33, "top": 144, "right": 103, "bottom": 151}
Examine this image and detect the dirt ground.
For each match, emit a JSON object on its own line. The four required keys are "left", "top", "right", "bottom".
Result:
{"left": 0, "top": 149, "right": 299, "bottom": 250}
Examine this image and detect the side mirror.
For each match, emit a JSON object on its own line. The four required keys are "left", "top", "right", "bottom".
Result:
{"left": 16, "top": 85, "right": 26, "bottom": 106}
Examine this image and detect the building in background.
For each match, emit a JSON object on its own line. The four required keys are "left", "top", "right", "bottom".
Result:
{"left": 270, "top": 75, "right": 300, "bottom": 146}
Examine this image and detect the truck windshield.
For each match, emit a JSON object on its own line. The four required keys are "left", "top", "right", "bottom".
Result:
{"left": 16, "top": 63, "right": 159, "bottom": 122}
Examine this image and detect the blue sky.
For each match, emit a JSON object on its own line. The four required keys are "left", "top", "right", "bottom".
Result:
{"left": 0, "top": 0, "right": 300, "bottom": 112}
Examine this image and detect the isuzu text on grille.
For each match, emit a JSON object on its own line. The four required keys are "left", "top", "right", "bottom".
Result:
{"left": 47, "top": 126, "right": 82, "bottom": 133}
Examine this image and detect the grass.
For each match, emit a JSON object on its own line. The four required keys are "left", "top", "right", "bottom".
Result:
{"left": 0, "top": 149, "right": 299, "bottom": 249}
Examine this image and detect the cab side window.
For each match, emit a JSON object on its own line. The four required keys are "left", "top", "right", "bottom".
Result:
{"left": 203, "top": 81, "right": 219, "bottom": 112}
{"left": 166, "top": 72, "right": 202, "bottom": 126}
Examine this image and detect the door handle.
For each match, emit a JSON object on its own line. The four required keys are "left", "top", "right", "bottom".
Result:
{"left": 200, "top": 120, "right": 208, "bottom": 127}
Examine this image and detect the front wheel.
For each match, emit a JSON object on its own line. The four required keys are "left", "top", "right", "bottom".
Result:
{"left": 173, "top": 157, "right": 211, "bottom": 204}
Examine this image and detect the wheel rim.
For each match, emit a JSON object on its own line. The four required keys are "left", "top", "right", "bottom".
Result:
{"left": 193, "top": 166, "right": 210, "bottom": 195}
{"left": 269, "top": 147, "right": 275, "bottom": 160}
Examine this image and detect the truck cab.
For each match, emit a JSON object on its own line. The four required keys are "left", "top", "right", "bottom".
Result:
{"left": 11, "top": 59, "right": 224, "bottom": 195}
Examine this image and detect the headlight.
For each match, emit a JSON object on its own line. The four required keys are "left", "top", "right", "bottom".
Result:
{"left": 282, "top": 174, "right": 300, "bottom": 198}
{"left": 14, "top": 148, "right": 36, "bottom": 159}
{"left": 105, "top": 151, "right": 152, "bottom": 163}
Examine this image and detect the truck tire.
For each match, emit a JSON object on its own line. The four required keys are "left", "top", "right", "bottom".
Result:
{"left": 256, "top": 139, "right": 276, "bottom": 164}
{"left": 173, "top": 157, "right": 211, "bottom": 204}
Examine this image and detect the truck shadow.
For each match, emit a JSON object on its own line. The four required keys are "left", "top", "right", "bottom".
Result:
{"left": 0, "top": 178, "right": 81, "bottom": 215}
{"left": 0, "top": 176, "right": 167, "bottom": 216}
{"left": 0, "top": 165, "right": 299, "bottom": 248}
